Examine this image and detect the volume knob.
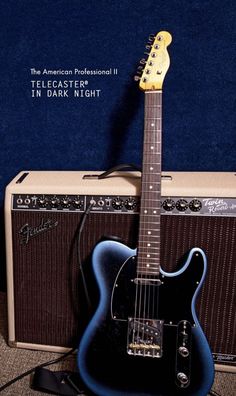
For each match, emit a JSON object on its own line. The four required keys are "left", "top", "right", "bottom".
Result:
{"left": 37, "top": 196, "right": 47, "bottom": 208}
{"left": 162, "top": 199, "right": 175, "bottom": 211}
{"left": 178, "top": 346, "right": 189, "bottom": 357}
{"left": 112, "top": 197, "right": 124, "bottom": 210}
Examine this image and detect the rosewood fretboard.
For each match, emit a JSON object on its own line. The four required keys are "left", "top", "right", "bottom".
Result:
{"left": 137, "top": 90, "right": 162, "bottom": 277}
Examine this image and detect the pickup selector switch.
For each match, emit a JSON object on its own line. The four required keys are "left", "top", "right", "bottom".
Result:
{"left": 176, "top": 199, "right": 188, "bottom": 212}
{"left": 162, "top": 199, "right": 175, "bottom": 211}
{"left": 112, "top": 197, "right": 124, "bottom": 210}
{"left": 189, "top": 199, "right": 202, "bottom": 212}
{"left": 124, "top": 198, "right": 137, "bottom": 210}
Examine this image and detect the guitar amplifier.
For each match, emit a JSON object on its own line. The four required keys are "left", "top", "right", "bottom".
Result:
{"left": 5, "top": 170, "right": 236, "bottom": 372}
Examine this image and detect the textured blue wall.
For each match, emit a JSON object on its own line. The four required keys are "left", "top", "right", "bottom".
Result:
{"left": 0, "top": 0, "right": 235, "bottom": 288}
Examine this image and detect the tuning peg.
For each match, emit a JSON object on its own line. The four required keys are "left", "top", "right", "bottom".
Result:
{"left": 134, "top": 75, "right": 141, "bottom": 81}
{"left": 140, "top": 58, "right": 146, "bottom": 65}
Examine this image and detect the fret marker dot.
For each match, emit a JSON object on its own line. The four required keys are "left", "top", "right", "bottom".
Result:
{"left": 151, "top": 123, "right": 155, "bottom": 127}
{"left": 151, "top": 146, "right": 154, "bottom": 150}
{"left": 150, "top": 167, "right": 153, "bottom": 171}
{"left": 144, "top": 210, "right": 147, "bottom": 213}
{"left": 148, "top": 231, "right": 151, "bottom": 235}
{"left": 146, "top": 264, "right": 150, "bottom": 267}
{"left": 147, "top": 254, "right": 150, "bottom": 258}
{"left": 153, "top": 210, "right": 157, "bottom": 214}
{"left": 149, "top": 185, "right": 153, "bottom": 189}
{"left": 147, "top": 243, "right": 151, "bottom": 247}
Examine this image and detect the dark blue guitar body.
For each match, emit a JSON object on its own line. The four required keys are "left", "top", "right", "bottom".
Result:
{"left": 78, "top": 240, "right": 215, "bottom": 396}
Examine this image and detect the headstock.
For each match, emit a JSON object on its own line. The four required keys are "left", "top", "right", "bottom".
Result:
{"left": 135, "top": 31, "right": 172, "bottom": 91}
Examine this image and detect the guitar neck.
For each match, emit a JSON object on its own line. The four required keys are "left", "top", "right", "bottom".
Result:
{"left": 137, "top": 90, "right": 162, "bottom": 277}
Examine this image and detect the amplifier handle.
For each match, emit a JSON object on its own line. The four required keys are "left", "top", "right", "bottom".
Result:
{"left": 83, "top": 164, "right": 141, "bottom": 180}
{"left": 83, "top": 164, "right": 172, "bottom": 181}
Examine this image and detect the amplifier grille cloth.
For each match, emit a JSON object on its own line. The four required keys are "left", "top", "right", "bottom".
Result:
{"left": 11, "top": 211, "right": 236, "bottom": 357}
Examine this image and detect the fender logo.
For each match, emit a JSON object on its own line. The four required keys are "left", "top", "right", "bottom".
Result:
{"left": 19, "top": 218, "right": 58, "bottom": 244}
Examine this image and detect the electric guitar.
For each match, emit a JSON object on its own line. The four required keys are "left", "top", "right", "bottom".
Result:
{"left": 78, "top": 31, "right": 215, "bottom": 396}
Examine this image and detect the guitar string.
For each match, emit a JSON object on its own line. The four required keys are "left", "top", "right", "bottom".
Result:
{"left": 136, "top": 91, "right": 162, "bottom": 349}
{"left": 146, "top": 92, "right": 161, "bottom": 324}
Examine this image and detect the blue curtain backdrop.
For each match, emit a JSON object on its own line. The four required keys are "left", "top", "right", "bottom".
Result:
{"left": 0, "top": 0, "right": 235, "bottom": 288}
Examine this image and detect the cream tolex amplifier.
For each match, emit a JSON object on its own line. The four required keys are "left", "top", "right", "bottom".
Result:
{"left": 4, "top": 170, "right": 236, "bottom": 372}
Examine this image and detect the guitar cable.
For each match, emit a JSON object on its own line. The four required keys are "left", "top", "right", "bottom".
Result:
{"left": 209, "top": 391, "right": 221, "bottom": 396}
{"left": 0, "top": 346, "right": 77, "bottom": 393}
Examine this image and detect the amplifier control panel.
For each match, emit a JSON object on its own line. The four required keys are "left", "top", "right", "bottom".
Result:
{"left": 12, "top": 194, "right": 140, "bottom": 213}
{"left": 12, "top": 194, "right": 236, "bottom": 216}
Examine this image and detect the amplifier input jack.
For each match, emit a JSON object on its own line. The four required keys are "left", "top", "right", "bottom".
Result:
{"left": 24, "top": 198, "right": 31, "bottom": 205}
{"left": 98, "top": 199, "right": 104, "bottom": 206}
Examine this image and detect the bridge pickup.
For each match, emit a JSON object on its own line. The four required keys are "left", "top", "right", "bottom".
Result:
{"left": 127, "top": 318, "right": 164, "bottom": 358}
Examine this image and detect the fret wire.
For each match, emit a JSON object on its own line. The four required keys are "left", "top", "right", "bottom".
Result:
{"left": 138, "top": 257, "right": 160, "bottom": 260}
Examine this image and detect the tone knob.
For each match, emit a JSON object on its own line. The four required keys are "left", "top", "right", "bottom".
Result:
{"left": 177, "top": 372, "right": 189, "bottom": 385}
{"left": 124, "top": 198, "right": 137, "bottom": 211}
{"left": 176, "top": 199, "right": 188, "bottom": 212}
{"left": 189, "top": 199, "right": 202, "bottom": 212}
{"left": 61, "top": 196, "right": 71, "bottom": 208}
{"left": 73, "top": 197, "right": 83, "bottom": 209}
{"left": 37, "top": 196, "right": 48, "bottom": 208}
{"left": 162, "top": 199, "right": 175, "bottom": 211}
{"left": 50, "top": 196, "right": 60, "bottom": 208}
{"left": 112, "top": 197, "right": 124, "bottom": 210}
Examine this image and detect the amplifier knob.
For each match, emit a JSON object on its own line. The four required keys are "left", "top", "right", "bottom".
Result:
{"left": 162, "top": 199, "right": 175, "bottom": 211}
{"left": 112, "top": 197, "right": 124, "bottom": 210}
{"left": 61, "top": 196, "right": 71, "bottom": 208}
{"left": 189, "top": 199, "right": 202, "bottom": 212}
{"left": 124, "top": 198, "right": 137, "bottom": 211}
{"left": 50, "top": 196, "right": 60, "bottom": 208}
{"left": 37, "top": 196, "right": 48, "bottom": 208}
{"left": 73, "top": 198, "right": 84, "bottom": 209}
{"left": 176, "top": 199, "right": 188, "bottom": 212}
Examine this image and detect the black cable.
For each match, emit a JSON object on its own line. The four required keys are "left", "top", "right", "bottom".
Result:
{"left": 77, "top": 201, "right": 95, "bottom": 313}
{"left": 209, "top": 390, "right": 221, "bottom": 396}
{"left": 0, "top": 347, "right": 76, "bottom": 392}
